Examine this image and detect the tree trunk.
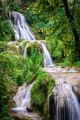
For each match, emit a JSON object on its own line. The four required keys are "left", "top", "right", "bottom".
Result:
{"left": 62, "top": 0, "right": 80, "bottom": 59}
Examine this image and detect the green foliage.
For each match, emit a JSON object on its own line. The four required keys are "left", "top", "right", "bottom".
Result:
{"left": 0, "top": 20, "right": 14, "bottom": 41}
{"left": 24, "top": 0, "right": 80, "bottom": 64}
{"left": 31, "top": 70, "right": 55, "bottom": 113}
{"left": 0, "top": 40, "right": 46, "bottom": 118}
{"left": 73, "top": 61, "right": 80, "bottom": 67}
{"left": 27, "top": 42, "right": 44, "bottom": 67}
{"left": 0, "top": 0, "right": 80, "bottom": 119}
{"left": 0, "top": 52, "right": 18, "bottom": 120}
{"left": 0, "top": 50, "right": 41, "bottom": 119}
{"left": 0, "top": 105, "right": 13, "bottom": 120}
{"left": 59, "top": 60, "right": 80, "bottom": 67}
{"left": 0, "top": 0, "right": 80, "bottom": 64}
{"left": 0, "top": 41, "right": 55, "bottom": 119}
{"left": 0, "top": 41, "right": 8, "bottom": 52}
{"left": 0, "top": 40, "right": 44, "bottom": 85}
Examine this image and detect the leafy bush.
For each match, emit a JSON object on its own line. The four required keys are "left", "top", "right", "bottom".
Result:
{"left": 0, "top": 105, "right": 13, "bottom": 120}
{"left": 25, "top": 1, "right": 79, "bottom": 64}
{"left": 0, "top": 51, "right": 37, "bottom": 119}
{"left": 0, "top": 20, "right": 14, "bottom": 41}
{"left": 31, "top": 70, "right": 55, "bottom": 113}
{"left": 27, "top": 42, "right": 44, "bottom": 67}
{"left": 74, "top": 61, "right": 80, "bottom": 66}
{"left": 0, "top": 41, "right": 8, "bottom": 52}
{"left": 0, "top": 42, "right": 55, "bottom": 119}
{"left": 0, "top": 52, "right": 18, "bottom": 120}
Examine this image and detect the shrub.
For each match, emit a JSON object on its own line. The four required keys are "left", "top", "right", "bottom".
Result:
{"left": 0, "top": 20, "right": 14, "bottom": 41}
{"left": 27, "top": 42, "right": 44, "bottom": 67}
{"left": 31, "top": 70, "right": 55, "bottom": 113}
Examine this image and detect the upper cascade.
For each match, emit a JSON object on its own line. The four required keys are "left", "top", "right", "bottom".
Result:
{"left": 9, "top": 11, "right": 53, "bottom": 66}
{"left": 9, "top": 11, "right": 36, "bottom": 41}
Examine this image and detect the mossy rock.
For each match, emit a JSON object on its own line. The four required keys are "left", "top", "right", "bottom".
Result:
{"left": 19, "top": 40, "right": 30, "bottom": 47}
{"left": 7, "top": 44, "right": 19, "bottom": 55}
{"left": 19, "top": 41, "right": 30, "bottom": 55}
{"left": 42, "top": 100, "right": 49, "bottom": 120}
{"left": 0, "top": 41, "right": 7, "bottom": 52}
{"left": 13, "top": 114, "right": 32, "bottom": 120}
{"left": 31, "top": 70, "right": 55, "bottom": 114}
{"left": 27, "top": 42, "right": 43, "bottom": 56}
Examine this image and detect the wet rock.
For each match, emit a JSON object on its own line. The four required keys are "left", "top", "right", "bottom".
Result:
{"left": 26, "top": 108, "right": 33, "bottom": 112}
{"left": 12, "top": 110, "right": 42, "bottom": 120}
{"left": 44, "top": 66, "right": 80, "bottom": 73}
{"left": 49, "top": 83, "right": 80, "bottom": 120}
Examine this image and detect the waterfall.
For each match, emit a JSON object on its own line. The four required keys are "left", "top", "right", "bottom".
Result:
{"left": 12, "top": 83, "right": 34, "bottom": 112}
{"left": 40, "top": 42, "right": 53, "bottom": 66}
{"left": 49, "top": 83, "right": 80, "bottom": 120}
{"left": 9, "top": 11, "right": 53, "bottom": 66}
{"left": 9, "top": 11, "right": 36, "bottom": 41}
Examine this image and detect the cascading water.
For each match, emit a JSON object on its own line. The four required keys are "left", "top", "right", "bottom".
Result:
{"left": 49, "top": 83, "right": 80, "bottom": 120}
{"left": 9, "top": 11, "right": 80, "bottom": 120}
{"left": 40, "top": 42, "right": 53, "bottom": 66}
{"left": 10, "top": 11, "right": 53, "bottom": 119}
{"left": 9, "top": 11, "right": 53, "bottom": 66}
{"left": 9, "top": 11, "right": 36, "bottom": 41}
{"left": 12, "top": 83, "right": 33, "bottom": 112}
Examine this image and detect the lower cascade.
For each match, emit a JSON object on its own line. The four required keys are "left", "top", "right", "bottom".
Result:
{"left": 49, "top": 83, "right": 80, "bottom": 120}
{"left": 12, "top": 83, "right": 34, "bottom": 112}
{"left": 12, "top": 83, "right": 42, "bottom": 120}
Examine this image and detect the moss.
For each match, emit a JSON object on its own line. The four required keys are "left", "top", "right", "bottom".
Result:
{"left": 14, "top": 115, "right": 32, "bottom": 120}
{"left": 0, "top": 41, "right": 20, "bottom": 55}
{"left": 0, "top": 52, "right": 20, "bottom": 120}
{"left": 31, "top": 70, "right": 55, "bottom": 114}
{"left": 27, "top": 42, "right": 43, "bottom": 56}
{"left": 0, "top": 41, "right": 8, "bottom": 52}
{"left": 19, "top": 41, "right": 30, "bottom": 55}
{"left": 27, "top": 42, "right": 44, "bottom": 67}
{"left": 22, "top": 41, "right": 30, "bottom": 47}
{"left": 0, "top": 20, "right": 14, "bottom": 41}
{"left": 0, "top": 40, "right": 55, "bottom": 119}
{"left": 7, "top": 45, "right": 19, "bottom": 55}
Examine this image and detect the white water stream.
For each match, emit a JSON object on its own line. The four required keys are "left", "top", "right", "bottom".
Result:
{"left": 40, "top": 42, "right": 53, "bottom": 66}
{"left": 9, "top": 11, "right": 36, "bottom": 41}
{"left": 52, "top": 83, "right": 80, "bottom": 120}
{"left": 12, "top": 83, "right": 33, "bottom": 112}
{"left": 9, "top": 11, "right": 53, "bottom": 66}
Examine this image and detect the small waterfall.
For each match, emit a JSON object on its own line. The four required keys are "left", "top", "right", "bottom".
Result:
{"left": 10, "top": 11, "right": 53, "bottom": 66}
{"left": 12, "top": 83, "right": 33, "bottom": 112}
{"left": 9, "top": 11, "right": 36, "bottom": 41}
{"left": 23, "top": 46, "right": 28, "bottom": 58}
{"left": 40, "top": 42, "right": 53, "bottom": 66}
{"left": 49, "top": 83, "right": 80, "bottom": 120}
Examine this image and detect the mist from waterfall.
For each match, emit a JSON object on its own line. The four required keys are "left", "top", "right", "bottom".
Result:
{"left": 10, "top": 11, "right": 53, "bottom": 66}
{"left": 49, "top": 83, "right": 80, "bottom": 120}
